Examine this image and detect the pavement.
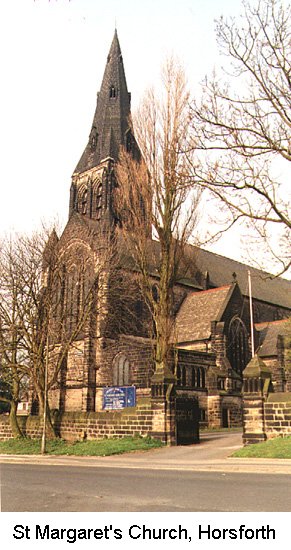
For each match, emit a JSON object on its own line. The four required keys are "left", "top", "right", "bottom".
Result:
{"left": 1, "top": 431, "right": 291, "bottom": 475}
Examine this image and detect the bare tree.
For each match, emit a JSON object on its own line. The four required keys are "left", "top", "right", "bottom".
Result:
{"left": 191, "top": 0, "right": 291, "bottom": 276}
{"left": 0, "top": 371, "right": 13, "bottom": 413}
{"left": 116, "top": 59, "right": 201, "bottom": 381}
{"left": 0, "top": 237, "right": 30, "bottom": 436}
{"left": 0, "top": 227, "right": 105, "bottom": 438}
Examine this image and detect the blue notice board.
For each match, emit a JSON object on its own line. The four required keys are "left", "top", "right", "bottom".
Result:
{"left": 102, "top": 386, "right": 136, "bottom": 410}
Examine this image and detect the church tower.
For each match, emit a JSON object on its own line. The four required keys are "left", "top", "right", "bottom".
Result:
{"left": 69, "top": 30, "right": 137, "bottom": 227}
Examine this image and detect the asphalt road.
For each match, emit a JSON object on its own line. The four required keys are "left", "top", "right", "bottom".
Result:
{"left": 2, "top": 463, "right": 291, "bottom": 512}
{"left": 1, "top": 433, "right": 291, "bottom": 512}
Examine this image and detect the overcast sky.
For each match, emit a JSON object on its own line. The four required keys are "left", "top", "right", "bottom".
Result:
{"left": 0, "top": 0, "right": 287, "bottom": 275}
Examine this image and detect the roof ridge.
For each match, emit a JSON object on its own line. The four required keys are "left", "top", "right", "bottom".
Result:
{"left": 255, "top": 318, "right": 290, "bottom": 327}
{"left": 189, "top": 284, "right": 232, "bottom": 297}
{"left": 196, "top": 245, "right": 291, "bottom": 283}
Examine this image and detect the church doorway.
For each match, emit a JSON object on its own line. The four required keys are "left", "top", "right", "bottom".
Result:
{"left": 222, "top": 408, "right": 229, "bottom": 428}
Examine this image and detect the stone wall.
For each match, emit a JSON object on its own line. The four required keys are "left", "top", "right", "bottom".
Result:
{"left": 0, "top": 390, "right": 243, "bottom": 443}
{"left": 0, "top": 397, "right": 153, "bottom": 442}
{"left": 243, "top": 394, "right": 291, "bottom": 444}
{"left": 56, "top": 398, "right": 153, "bottom": 441}
{"left": 0, "top": 415, "right": 42, "bottom": 441}
{"left": 264, "top": 394, "right": 291, "bottom": 439}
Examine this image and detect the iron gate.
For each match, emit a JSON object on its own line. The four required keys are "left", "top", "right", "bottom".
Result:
{"left": 175, "top": 397, "right": 199, "bottom": 445}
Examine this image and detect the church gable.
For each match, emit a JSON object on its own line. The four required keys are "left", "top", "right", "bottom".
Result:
{"left": 173, "top": 284, "right": 234, "bottom": 344}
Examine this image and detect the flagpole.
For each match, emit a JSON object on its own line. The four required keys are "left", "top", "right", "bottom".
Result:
{"left": 41, "top": 333, "right": 49, "bottom": 454}
{"left": 248, "top": 270, "right": 255, "bottom": 358}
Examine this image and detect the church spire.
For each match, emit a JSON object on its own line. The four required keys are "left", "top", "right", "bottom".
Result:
{"left": 74, "top": 30, "right": 131, "bottom": 174}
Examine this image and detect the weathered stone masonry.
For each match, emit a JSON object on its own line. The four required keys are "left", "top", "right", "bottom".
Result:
{"left": 2, "top": 31, "right": 290, "bottom": 446}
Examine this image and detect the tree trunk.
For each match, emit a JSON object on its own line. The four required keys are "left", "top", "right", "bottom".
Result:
{"left": 9, "top": 400, "right": 23, "bottom": 438}
{"left": 9, "top": 368, "right": 23, "bottom": 437}
{"left": 37, "top": 388, "right": 56, "bottom": 439}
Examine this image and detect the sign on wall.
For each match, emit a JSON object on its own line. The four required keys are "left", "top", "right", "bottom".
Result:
{"left": 102, "top": 386, "right": 136, "bottom": 410}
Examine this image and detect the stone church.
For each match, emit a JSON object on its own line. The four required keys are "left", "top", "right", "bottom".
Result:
{"left": 46, "top": 31, "right": 291, "bottom": 444}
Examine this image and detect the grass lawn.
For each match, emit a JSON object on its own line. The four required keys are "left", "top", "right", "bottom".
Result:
{"left": 0, "top": 436, "right": 163, "bottom": 456}
{"left": 233, "top": 437, "right": 291, "bottom": 459}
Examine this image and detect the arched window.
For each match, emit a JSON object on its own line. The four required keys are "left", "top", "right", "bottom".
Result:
{"left": 66, "top": 265, "right": 78, "bottom": 331}
{"left": 217, "top": 377, "right": 225, "bottom": 390}
{"left": 197, "top": 368, "right": 201, "bottom": 388}
{"left": 126, "top": 130, "right": 132, "bottom": 152}
{"left": 196, "top": 367, "right": 206, "bottom": 389}
{"left": 91, "top": 178, "right": 103, "bottom": 220}
{"left": 113, "top": 354, "right": 130, "bottom": 386}
{"left": 82, "top": 258, "right": 95, "bottom": 313}
{"left": 201, "top": 368, "right": 206, "bottom": 388}
{"left": 52, "top": 265, "right": 65, "bottom": 321}
{"left": 78, "top": 188, "right": 87, "bottom": 214}
{"left": 177, "top": 365, "right": 186, "bottom": 386}
{"left": 89, "top": 126, "right": 98, "bottom": 151}
{"left": 91, "top": 133, "right": 98, "bottom": 151}
{"left": 227, "top": 317, "right": 250, "bottom": 375}
{"left": 95, "top": 183, "right": 102, "bottom": 219}
{"left": 109, "top": 85, "right": 116, "bottom": 98}
{"left": 177, "top": 365, "right": 181, "bottom": 386}
{"left": 182, "top": 366, "right": 187, "bottom": 386}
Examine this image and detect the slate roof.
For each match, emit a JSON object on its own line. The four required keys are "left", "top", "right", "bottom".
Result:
{"left": 256, "top": 319, "right": 291, "bottom": 357}
{"left": 173, "top": 285, "right": 234, "bottom": 343}
{"left": 74, "top": 30, "right": 132, "bottom": 173}
{"left": 115, "top": 235, "right": 291, "bottom": 309}
{"left": 194, "top": 247, "right": 291, "bottom": 309}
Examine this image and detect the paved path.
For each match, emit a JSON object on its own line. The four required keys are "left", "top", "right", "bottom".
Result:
{"left": 1, "top": 432, "right": 291, "bottom": 474}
